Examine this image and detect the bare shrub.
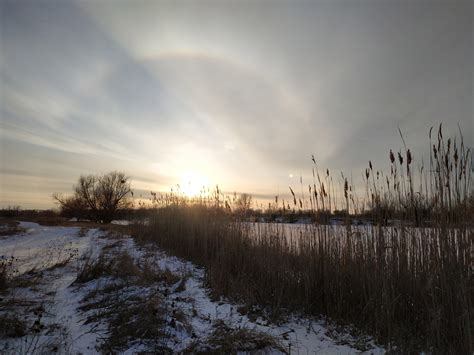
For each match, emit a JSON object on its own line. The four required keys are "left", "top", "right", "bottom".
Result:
{"left": 54, "top": 171, "right": 132, "bottom": 223}
{"left": 234, "top": 193, "right": 253, "bottom": 219}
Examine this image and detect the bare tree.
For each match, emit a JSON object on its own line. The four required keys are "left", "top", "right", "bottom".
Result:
{"left": 235, "top": 193, "right": 253, "bottom": 218}
{"left": 54, "top": 171, "right": 132, "bottom": 223}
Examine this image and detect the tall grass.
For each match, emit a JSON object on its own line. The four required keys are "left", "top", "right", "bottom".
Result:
{"left": 133, "top": 126, "right": 472, "bottom": 353}
{"left": 357, "top": 125, "right": 472, "bottom": 226}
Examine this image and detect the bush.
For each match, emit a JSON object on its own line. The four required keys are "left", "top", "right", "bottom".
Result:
{"left": 54, "top": 171, "right": 132, "bottom": 223}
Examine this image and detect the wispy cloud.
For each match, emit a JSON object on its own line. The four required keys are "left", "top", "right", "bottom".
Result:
{"left": 1, "top": 0, "right": 472, "bottom": 208}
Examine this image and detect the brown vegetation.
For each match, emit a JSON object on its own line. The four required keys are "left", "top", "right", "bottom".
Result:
{"left": 54, "top": 171, "right": 132, "bottom": 223}
{"left": 0, "top": 256, "right": 15, "bottom": 291}
{"left": 185, "top": 319, "right": 285, "bottom": 353}
{"left": 76, "top": 246, "right": 184, "bottom": 352}
{"left": 133, "top": 126, "right": 473, "bottom": 353}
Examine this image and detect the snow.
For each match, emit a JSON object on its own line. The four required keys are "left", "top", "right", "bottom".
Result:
{"left": 0, "top": 223, "right": 109, "bottom": 353}
{"left": 0, "top": 222, "right": 90, "bottom": 275}
{"left": 110, "top": 220, "right": 131, "bottom": 225}
{"left": 0, "top": 221, "right": 385, "bottom": 354}
{"left": 139, "top": 247, "right": 384, "bottom": 354}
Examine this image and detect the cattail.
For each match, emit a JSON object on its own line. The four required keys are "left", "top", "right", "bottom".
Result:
{"left": 407, "top": 149, "right": 412, "bottom": 166}
{"left": 433, "top": 145, "right": 438, "bottom": 159}
{"left": 398, "top": 152, "right": 404, "bottom": 165}
{"left": 369, "top": 161, "right": 373, "bottom": 170}
{"left": 344, "top": 178, "right": 348, "bottom": 198}
{"left": 366, "top": 169, "right": 370, "bottom": 180}
{"left": 454, "top": 149, "right": 459, "bottom": 164}
{"left": 390, "top": 149, "right": 395, "bottom": 164}
{"left": 289, "top": 187, "right": 296, "bottom": 205}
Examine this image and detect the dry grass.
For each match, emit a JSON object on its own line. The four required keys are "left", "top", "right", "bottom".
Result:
{"left": 0, "top": 256, "right": 16, "bottom": 291}
{"left": 184, "top": 319, "right": 286, "bottom": 353}
{"left": 74, "top": 251, "right": 140, "bottom": 284}
{"left": 75, "top": 247, "right": 180, "bottom": 289}
{"left": 75, "top": 245, "right": 186, "bottom": 353}
{"left": 132, "top": 126, "right": 472, "bottom": 353}
{"left": 135, "top": 210, "right": 472, "bottom": 353}
{"left": 0, "top": 314, "right": 27, "bottom": 338}
{"left": 92, "top": 292, "right": 168, "bottom": 353}
{"left": 0, "top": 221, "right": 25, "bottom": 237}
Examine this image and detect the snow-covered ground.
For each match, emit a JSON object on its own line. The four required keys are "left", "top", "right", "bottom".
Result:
{"left": 0, "top": 221, "right": 384, "bottom": 354}
{"left": 0, "top": 222, "right": 110, "bottom": 353}
{"left": 145, "top": 249, "right": 384, "bottom": 354}
{"left": 110, "top": 220, "right": 131, "bottom": 226}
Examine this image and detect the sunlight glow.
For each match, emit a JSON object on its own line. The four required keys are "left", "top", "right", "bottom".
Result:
{"left": 179, "top": 171, "right": 209, "bottom": 197}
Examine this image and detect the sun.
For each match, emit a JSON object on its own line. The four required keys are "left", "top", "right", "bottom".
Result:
{"left": 180, "top": 171, "right": 210, "bottom": 197}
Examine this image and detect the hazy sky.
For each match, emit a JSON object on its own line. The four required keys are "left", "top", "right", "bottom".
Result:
{"left": 1, "top": 0, "right": 472, "bottom": 209}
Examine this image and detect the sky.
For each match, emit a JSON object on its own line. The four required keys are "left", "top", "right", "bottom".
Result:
{"left": 0, "top": 0, "right": 472, "bottom": 209}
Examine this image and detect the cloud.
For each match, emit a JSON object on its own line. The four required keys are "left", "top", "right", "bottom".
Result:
{"left": 1, "top": 0, "right": 472, "bottom": 208}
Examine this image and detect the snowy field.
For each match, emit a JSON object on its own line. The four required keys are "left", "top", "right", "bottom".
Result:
{"left": 0, "top": 221, "right": 384, "bottom": 354}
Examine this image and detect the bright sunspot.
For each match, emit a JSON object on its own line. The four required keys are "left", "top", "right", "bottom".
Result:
{"left": 180, "top": 171, "right": 209, "bottom": 197}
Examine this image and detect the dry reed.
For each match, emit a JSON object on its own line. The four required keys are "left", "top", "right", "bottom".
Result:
{"left": 133, "top": 125, "right": 472, "bottom": 353}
